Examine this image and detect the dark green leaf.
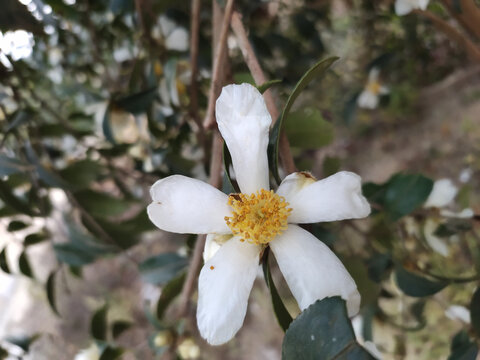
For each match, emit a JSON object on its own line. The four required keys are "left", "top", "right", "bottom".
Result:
{"left": 0, "top": 155, "right": 30, "bottom": 177}
{"left": 112, "top": 320, "right": 132, "bottom": 338}
{"left": 222, "top": 142, "right": 239, "bottom": 194}
{"left": 257, "top": 79, "right": 282, "bottom": 94}
{"left": 7, "top": 220, "right": 28, "bottom": 232}
{"left": 270, "top": 57, "right": 338, "bottom": 182}
{"left": 367, "top": 253, "right": 393, "bottom": 283}
{"left": 99, "top": 346, "right": 124, "bottom": 360}
{"left": 0, "top": 346, "right": 8, "bottom": 359}
{"left": 74, "top": 190, "right": 133, "bottom": 218}
{"left": 102, "top": 107, "right": 116, "bottom": 144}
{"left": 0, "top": 181, "right": 35, "bottom": 216}
{"left": 91, "top": 305, "right": 108, "bottom": 341}
{"left": 24, "top": 232, "right": 48, "bottom": 246}
{"left": 156, "top": 272, "right": 186, "bottom": 319}
{"left": 448, "top": 330, "right": 478, "bottom": 360}
{"left": 114, "top": 87, "right": 157, "bottom": 115}
{"left": 263, "top": 251, "right": 293, "bottom": 332}
{"left": 19, "top": 251, "right": 34, "bottom": 278}
{"left": 0, "top": 247, "right": 10, "bottom": 274}
{"left": 434, "top": 220, "right": 472, "bottom": 237}
{"left": 25, "top": 143, "right": 70, "bottom": 189}
{"left": 284, "top": 108, "right": 334, "bottom": 149}
{"left": 46, "top": 271, "right": 60, "bottom": 316}
{"left": 5, "top": 334, "right": 39, "bottom": 352}
{"left": 109, "top": 0, "right": 134, "bottom": 14}
{"left": 470, "top": 288, "right": 480, "bottom": 337}
{"left": 282, "top": 297, "right": 375, "bottom": 360}
{"left": 394, "top": 266, "right": 447, "bottom": 297}
{"left": 139, "top": 253, "right": 188, "bottom": 285}
{"left": 5, "top": 110, "right": 30, "bottom": 133}
{"left": 322, "top": 156, "right": 341, "bottom": 177}
{"left": 310, "top": 224, "right": 336, "bottom": 247}
{"left": 58, "top": 160, "right": 104, "bottom": 189}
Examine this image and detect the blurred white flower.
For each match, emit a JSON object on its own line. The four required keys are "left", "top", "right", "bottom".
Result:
{"left": 74, "top": 343, "right": 100, "bottom": 360}
{"left": 424, "top": 179, "right": 457, "bottom": 208}
{"left": 424, "top": 218, "right": 449, "bottom": 257}
{"left": 459, "top": 168, "right": 473, "bottom": 184}
{"left": 152, "top": 15, "right": 189, "bottom": 52}
{"left": 357, "top": 68, "right": 389, "bottom": 109}
{"left": 178, "top": 338, "right": 201, "bottom": 359}
{"left": 0, "top": 30, "right": 35, "bottom": 61}
{"left": 148, "top": 83, "right": 371, "bottom": 345}
{"left": 395, "top": 0, "right": 429, "bottom": 16}
{"left": 445, "top": 305, "right": 470, "bottom": 324}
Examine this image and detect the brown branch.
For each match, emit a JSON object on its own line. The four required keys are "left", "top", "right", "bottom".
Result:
{"left": 202, "top": 0, "right": 235, "bottom": 128}
{"left": 176, "top": 131, "right": 224, "bottom": 317}
{"left": 414, "top": 9, "right": 480, "bottom": 62}
{"left": 230, "top": 10, "right": 296, "bottom": 174}
{"left": 441, "top": 0, "right": 480, "bottom": 41}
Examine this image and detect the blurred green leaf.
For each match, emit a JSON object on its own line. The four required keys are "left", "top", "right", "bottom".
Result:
{"left": 0, "top": 346, "right": 7, "bottom": 359}
{"left": 434, "top": 219, "right": 472, "bottom": 237}
{"left": 18, "top": 251, "right": 33, "bottom": 278}
{"left": 74, "top": 190, "right": 133, "bottom": 218}
{"left": 0, "top": 181, "right": 36, "bottom": 216}
{"left": 25, "top": 143, "right": 70, "bottom": 189}
{"left": 7, "top": 220, "right": 28, "bottom": 232}
{"left": 102, "top": 107, "right": 116, "bottom": 145}
{"left": 0, "top": 155, "right": 30, "bottom": 177}
{"left": 156, "top": 272, "right": 186, "bottom": 319}
{"left": 367, "top": 252, "right": 393, "bottom": 283}
{"left": 310, "top": 224, "right": 336, "bottom": 247}
{"left": 257, "top": 79, "right": 282, "bottom": 94}
{"left": 46, "top": 271, "right": 60, "bottom": 316}
{"left": 139, "top": 253, "right": 188, "bottom": 285}
{"left": 109, "top": 0, "right": 134, "bottom": 15}
{"left": 448, "top": 330, "right": 478, "bottom": 360}
{"left": 470, "top": 288, "right": 480, "bottom": 337}
{"left": 322, "top": 156, "right": 341, "bottom": 177}
{"left": 282, "top": 297, "right": 375, "bottom": 360}
{"left": 263, "top": 250, "right": 293, "bottom": 332}
{"left": 114, "top": 87, "right": 157, "bottom": 115}
{"left": 91, "top": 305, "right": 108, "bottom": 341}
{"left": 284, "top": 107, "right": 334, "bottom": 149}
{"left": 59, "top": 160, "right": 104, "bottom": 189}
{"left": 99, "top": 346, "right": 124, "bottom": 360}
{"left": 112, "top": 320, "right": 132, "bottom": 339}
{"left": 5, "top": 334, "right": 39, "bottom": 352}
{"left": 394, "top": 266, "right": 447, "bottom": 297}
{"left": 24, "top": 232, "right": 48, "bottom": 246}
{"left": 222, "top": 143, "right": 239, "bottom": 194}
{"left": 0, "top": 247, "right": 10, "bottom": 274}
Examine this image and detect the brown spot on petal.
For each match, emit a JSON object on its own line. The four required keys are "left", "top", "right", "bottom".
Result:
{"left": 210, "top": 266, "right": 215, "bottom": 270}
{"left": 299, "top": 171, "right": 316, "bottom": 180}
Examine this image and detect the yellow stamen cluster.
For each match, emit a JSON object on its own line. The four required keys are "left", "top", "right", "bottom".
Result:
{"left": 224, "top": 189, "right": 292, "bottom": 245}
{"left": 367, "top": 81, "right": 382, "bottom": 95}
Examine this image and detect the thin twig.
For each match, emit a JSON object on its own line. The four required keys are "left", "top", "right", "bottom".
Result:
{"left": 177, "top": 131, "right": 224, "bottom": 317}
{"left": 230, "top": 10, "right": 296, "bottom": 174}
{"left": 202, "top": 0, "right": 235, "bottom": 128}
{"left": 414, "top": 9, "right": 480, "bottom": 62}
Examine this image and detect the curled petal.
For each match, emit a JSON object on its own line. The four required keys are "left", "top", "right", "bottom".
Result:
{"left": 270, "top": 225, "right": 360, "bottom": 316}
{"left": 280, "top": 171, "right": 370, "bottom": 223}
{"left": 147, "top": 175, "right": 231, "bottom": 234}
{"left": 395, "top": 0, "right": 414, "bottom": 16}
{"left": 424, "top": 178, "right": 457, "bottom": 208}
{"left": 197, "top": 238, "right": 261, "bottom": 345}
{"left": 216, "top": 83, "right": 271, "bottom": 193}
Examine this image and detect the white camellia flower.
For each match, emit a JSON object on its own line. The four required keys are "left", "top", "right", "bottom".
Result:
{"left": 424, "top": 179, "right": 458, "bottom": 208}
{"left": 395, "top": 0, "right": 430, "bottom": 16}
{"left": 147, "top": 83, "right": 371, "bottom": 345}
{"left": 357, "top": 68, "right": 389, "bottom": 110}
{"left": 74, "top": 343, "right": 100, "bottom": 360}
{"left": 151, "top": 15, "right": 189, "bottom": 52}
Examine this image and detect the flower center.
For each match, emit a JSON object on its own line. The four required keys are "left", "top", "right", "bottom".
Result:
{"left": 224, "top": 189, "right": 292, "bottom": 245}
{"left": 367, "top": 81, "right": 381, "bottom": 95}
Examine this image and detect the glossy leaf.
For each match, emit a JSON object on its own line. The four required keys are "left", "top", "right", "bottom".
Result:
{"left": 91, "top": 305, "right": 108, "bottom": 341}
{"left": 156, "top": 272, "right": 186, "bottom": 319}
{"left": 282, "top": 297, "right": 375, "bottom": 360}
{"left": 257, "top": 79, "right": 282, "bottom": 94}
{"left": 46, "top": 271, "right": 60, "bottom": 316}
{"left": 139, "top": 253, "right": 188, "bottom": 286}
{"left": 448, "top": 330, "right": 478, "bottom": 360}
{"left": 394, "top": 266, "right": 447, "bottom": 297}
{"left": 262, "top": 251, "right": 293, "bottom": 332}
{"left": 284, "top": 107, "right": 334, "bottom": 149}
{"left": 470, "top": 288, "right": 480, "bottom": 337}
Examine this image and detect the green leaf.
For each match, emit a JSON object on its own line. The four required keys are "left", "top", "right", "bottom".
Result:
{"left": 114, "top": 86, "right": 157, "bottom": 115}
{"left": 139, "top": 253, "right": 188, "bottom": 285}
{"left": 394, "top": 266, "right": 447, "bottom": 297}
{"left": 262, "top": 251, "right": 293, "bottom": 332}
{"left": 74, "top": 190, "right": 133, "bottom": 218}
{"left": 99, "top": 346, "right": 124, "bottom": 360}
{"left": 156, "top": 272, "right": 186, "bottom": 319}
{"left": 434, "top": 219, "right": 472, "bottom": 237}
{"left": 448, "top": 330, "right": 478, "bottom": 360}
{"left": 284, "top": 107, "right": 334, "bottom": 149}
{"left": 24, "top": 144, "right": 70, "bottom": 189}
{"left": 112, "top": 320, "right": 132, "bottom": 338}
{"left": 91, "top": 305, "right": 108, "bottom": 341}
{"left": 46, "top": 271, "right": 60, "bottom": 316}
{"left": 222, "top": 142, "right": 239, "bottom": 194}
{"left": 470, "top": 288, "right": 480, "bottom": 337}
{"left": 7, "top": 220, "right": 28, "bottom": 232}
{"left": 58, "top": 160, "right": 104, "bottom": 189}
{"left": 19, "top": 251, "right": 34, "bottom": 278}
{"left": 0, "top": 247, "right": 10, "bottom": 274}
{"left": 257, "top": 79, "right": 282, "bottom": 94}
{"left": 0, "top": 155, "right": 30, "bottom": 177}
{"left": 367, "top": 252, "right": 393, "bottom": 283}
{"left": 0, "top": 181, "right": 35, "bottom": 216}
{"left": 282, "top": 297, "right": 375, "bottom": 360}
{"left": 322, "top": 156, "right": 341, "bottom": 177}
{"left": 0, "top": 346, "right": 8, "bottom": 359}
{"left": 5, "top": 334, "right": 40, "bottom": 352}
{"left": 270, "top": 57, "right": 338, "bottom": 182}
{"left": 102, "top": 107, "right": 116, "bottom": 144}
{"left": 24, "top": 232, "right": 48, "bottom": 246}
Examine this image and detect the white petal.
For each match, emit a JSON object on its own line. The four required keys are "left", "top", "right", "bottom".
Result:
{"left": 203, "top": 233, "right": 233, "bottom": 262}
{"left": 158, "top": 15, "right": 175, "bottom": 36}
{"left": 270, "top": 225, "right": 360, "bottom": 316}
{"left": 368, "top": 67, "right": 380, "bottom": 82}
{"left": 216, "top": 83, "right": 271, "bottom": 193}
{"left": 424, "top": 218, "right": 449, "bottom": 256}
{"left": 282, "top": 171, "right": 370, "bottom": 224}
{"left": 363, "top": 341, "right": 384, "bottom": 360}
{"left": 147, "top": 175, "right": 231, "bottom": 234}
{"left": 440, "top": 208, "right": 474, "bottom": 219}
{"left": 418, "top": 0, "right": 430, "bottom": 10}
{"left": 445, "top": 305, "right": 471, "bottom": 324}
{"left": 357, "top": 90, "right": 378, "bottom": 109}
{"left": 276, "top": 172, "right": 316, "bottom": 199}
{"left": 197, "top": 238, "right": 261, "bottom": 345}
{"left": 395, "top": 0, "right": 413, "bottom": 15}
{"left": 166, "top": 28, "right": 189, "bottom": 51}
{"left": 424, "top": 179, "right": 458, "bottom": 208}
{"left": 74, "top": 343, "right": 100, "bottom": 360}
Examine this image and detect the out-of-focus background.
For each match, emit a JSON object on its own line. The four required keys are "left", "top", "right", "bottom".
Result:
{"left": 0, "top": 0, "right": 479, "bottom": 359}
